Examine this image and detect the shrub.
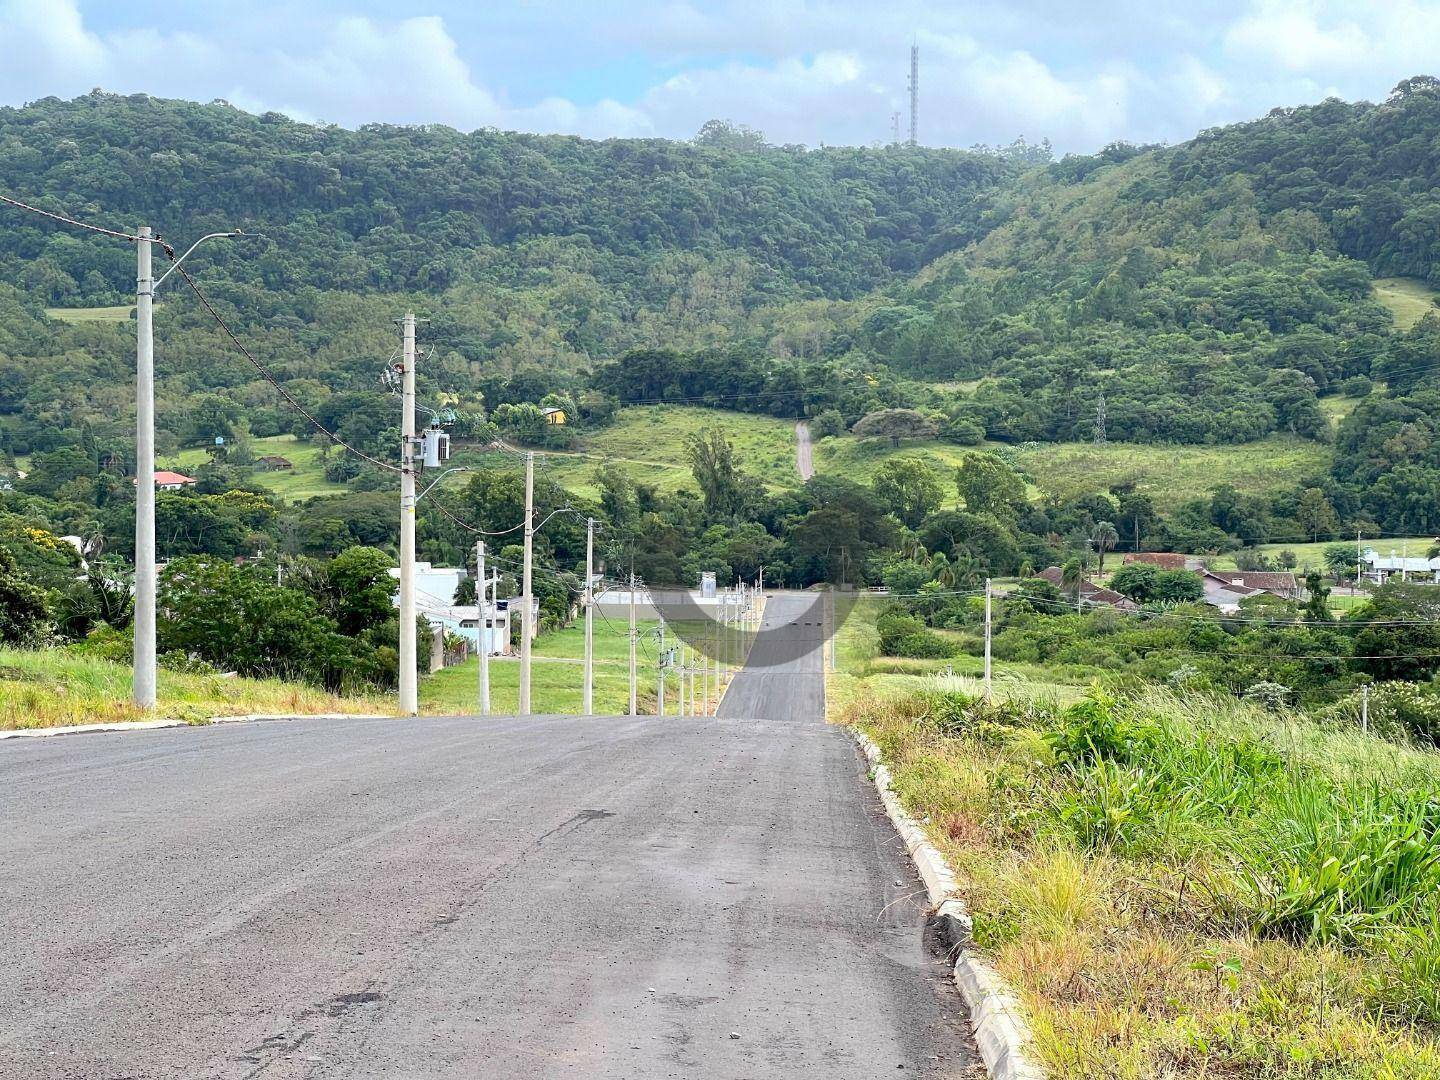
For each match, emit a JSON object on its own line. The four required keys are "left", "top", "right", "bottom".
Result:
{"left": 876, "top": 609, "right": 926, "bottom": 654}
{"left": 1044, "top": 691, "right": 1159, "bottom": 767}
{"left": 1325, "top": 682, "right": 1440, "bottom": 745}
{"left": 893, "top": 630, "right": 956, "bottom": 659}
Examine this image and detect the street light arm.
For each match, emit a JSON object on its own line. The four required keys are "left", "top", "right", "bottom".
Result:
{"left": 153, "top": 230, "right": 242, "bottom": 292}
{"left": 415, "top": 467, "right": 470, "bottom": 503}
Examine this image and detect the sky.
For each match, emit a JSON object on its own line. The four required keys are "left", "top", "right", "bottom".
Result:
{"left": 0, "top": 0, "right": 1436, "bottom": 154}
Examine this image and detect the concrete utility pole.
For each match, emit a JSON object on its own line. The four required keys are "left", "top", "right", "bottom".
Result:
{"left": 398, "top": 312, "right": 418, "bottom": 716}
{"left": 476, "top": 540, "right": 489, "bottom": 716}
{"left": 983, "top": 578, "right": 993, "bottom": 704}
{"left": 1356, "top": 528, "right": 1363, "bottom": 586}
{"left": 583, "top": 517, "right": 594, "bottom": 715}
{"left": 678, "top": 644, "right": 688, "bottom": 717}
{"left": 628, "top": 571, "right": 638, "bottom": 717}
{"left": 657, "top": 616, "right": 666, "bottom": 718}
{"left": 829, "top": 588, "right": 837, "bottom": 672}
{"left": 131, "top": 226, "right": 238, "bottom": 710}
{"left": 133, "top": 227, "right": 157, "bottom": 710}
{"left": 519, "top": 451, "right": 535, "bottom": 715}
{"left": 1361, "top": 683, "right": 1370, "bottom": 734}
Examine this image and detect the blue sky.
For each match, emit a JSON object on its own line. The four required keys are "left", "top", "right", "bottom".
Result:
{"left": 1, "top": 1, "right": 1435, "bottom": 153}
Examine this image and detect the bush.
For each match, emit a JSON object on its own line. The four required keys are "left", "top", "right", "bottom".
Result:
{"left": 1340, "top": 374, "right": 1373, "bottom": 398}
{"left": 809, "top": 409, "right": 845, "bottom": 439}
{"left": 1044, "top": 691, "right": 1159, "bottom": 767}
{"left": 892, "top": 630, "right": 956, "bottom": 659}
{"left": 1326, "top": 682, "right": 1440, "bottom": 744}
{"left": 876, "top": 609, "right": 925, "bottom": 653}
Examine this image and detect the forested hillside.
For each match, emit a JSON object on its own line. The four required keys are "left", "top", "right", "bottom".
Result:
{"left": 10, "top": 80, "right": 1440, "bottom": 691}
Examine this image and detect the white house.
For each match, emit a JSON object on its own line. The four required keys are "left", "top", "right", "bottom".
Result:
{"left": 134, "top": 470, "right": 196, "bottom": 491}
{"left": 1361, "top": 548, "right": 1440, "bottom": 584}
{"left": 387, "top": 562, "right": 534, "bottom": 654}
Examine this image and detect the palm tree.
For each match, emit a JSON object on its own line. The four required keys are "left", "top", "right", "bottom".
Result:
{"left": 1092, "top": 521, "right": 1119, "bottom": 576}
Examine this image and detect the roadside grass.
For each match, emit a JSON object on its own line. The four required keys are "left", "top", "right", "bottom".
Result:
{"left": 839, "top": 678, "right": 1440, "bottom": 1077}
{"left": 1374, "top": 277, "right": 1440, "bottom": 331}
{"left": 826, "top": 596, "right": 1086, "bottom": 720}
{"left": 0, "top": 647, "right": 391, "bottom": 730}
{"left": 44, "top": 304, "right": 138, "bottom": 323}
{"left": 166, "top": 434, "right": 344, "bottom": 502}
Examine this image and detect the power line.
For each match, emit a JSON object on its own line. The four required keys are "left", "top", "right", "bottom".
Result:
{"left": 169, "top": 262, "right": 401, "bottom": 474}
{"left": 0, "top": 192, "right": 172, "bottom": 252}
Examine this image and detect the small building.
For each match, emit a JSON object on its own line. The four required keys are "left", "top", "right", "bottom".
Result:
{"left": 256, "top": 455, "right": 293, "bottom": 471}
{"left": 136, "top": 470, "right": 196, "bottom": 491}
{"left": 1199, "top": 571, "right": 1264, "bottom": 614}
{"left": 1203, "top": 569, "right": 1300, "bottom": 600}
{"left": 541, "top": 407, "right": 567, "bottom": 426}
{"left": 1037, "top": 567, "right": 1140, "bottom": 611}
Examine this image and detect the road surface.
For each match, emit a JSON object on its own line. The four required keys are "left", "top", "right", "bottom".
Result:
{"left": 795, "top": 420, "right": 814, "bottom": 481}
{"left": 0, "top": 594, "right": 977, "bottom": 1079}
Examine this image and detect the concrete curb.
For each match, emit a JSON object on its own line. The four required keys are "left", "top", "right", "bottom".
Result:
{"left": 0, "top": 713, "right": 395, "bottom": 740}
{"left": 853, "top": 730, "right": 1046, "bottom": 1080}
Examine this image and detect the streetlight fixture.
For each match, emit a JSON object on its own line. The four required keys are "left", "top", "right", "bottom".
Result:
{"left": 133, "top": 228, "right": 242, "bottom": 709}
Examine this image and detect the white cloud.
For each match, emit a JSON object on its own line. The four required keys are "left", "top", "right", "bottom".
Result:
{"left": 1224, "top": 1, "right": 1440, "bottom": 79}
{"left": 0, "top": 0, "right": 106, "bottom": 99}
{"left": 0, "top": 2, "right": 646, "bottom": 138}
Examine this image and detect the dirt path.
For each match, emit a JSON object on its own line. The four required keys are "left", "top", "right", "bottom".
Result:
{"left": 795, "top": 420, "right": 814, "bottom": 481}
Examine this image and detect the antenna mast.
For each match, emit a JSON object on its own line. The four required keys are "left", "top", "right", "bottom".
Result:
{"left": 908, "top": 44, "right": 919, "bottom": 146}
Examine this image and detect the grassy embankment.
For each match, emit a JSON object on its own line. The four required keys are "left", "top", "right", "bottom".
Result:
{"left": 833, "top": 604, "right": 1440, "bottom": 1077}
{"left": 0, "top": 647, "right": 391, "bottom": 730}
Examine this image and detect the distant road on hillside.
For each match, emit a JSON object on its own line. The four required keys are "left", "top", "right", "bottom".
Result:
{"left": 795, "top": 420, "right": 814, "bottom": 481}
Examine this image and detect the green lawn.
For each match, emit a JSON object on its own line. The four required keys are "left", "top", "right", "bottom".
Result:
{"left": 0, "top": 647, "right": 391, "bottom": 730}
{"left": 1318, "top": 393, "right": 1368, "bottom": 423}
{"left": 44, "top": 304, "right": 140, "bottom": 323}
{"left": 165, "top": 434, "right": 346, "bottom": 502}
{"left": 1374, "top": 276, "right": 1440, "bottom": 330}
{"left": 421, "top": 618, "right": 727, "bottom": 716}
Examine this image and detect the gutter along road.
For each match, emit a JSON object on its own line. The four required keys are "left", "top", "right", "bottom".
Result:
{"left": 0, "top": 594, "right": 977, "bottom": 1078}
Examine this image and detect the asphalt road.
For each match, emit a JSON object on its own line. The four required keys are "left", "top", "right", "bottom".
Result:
{"left": 0, "top": 594, "right": 977, "bottom": 1079}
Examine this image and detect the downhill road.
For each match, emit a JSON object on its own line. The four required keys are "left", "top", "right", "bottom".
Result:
{"left": 0, "top": 594, "right": 977, "bottom": 1079}
{"left": 794, "top": 420, "right": 814, "bottom": 481}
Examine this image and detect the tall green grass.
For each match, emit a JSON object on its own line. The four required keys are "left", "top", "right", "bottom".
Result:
{"left": 841, "top": 681, "right": 1440, "bottom": 1076}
